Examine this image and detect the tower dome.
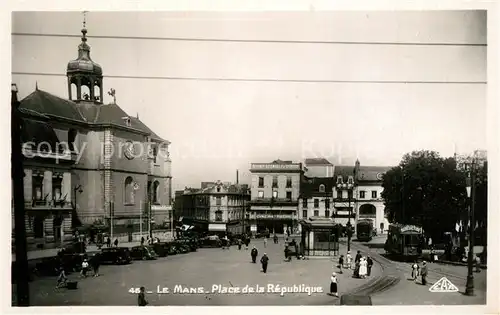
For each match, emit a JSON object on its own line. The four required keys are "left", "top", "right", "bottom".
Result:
{"left": 66, "top": 19, "right": 104, "bottom": 104}
{"left": 67, "top": 28, "right": 102, "bottom": 76}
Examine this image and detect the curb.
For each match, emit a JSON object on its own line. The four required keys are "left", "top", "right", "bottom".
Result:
{"left": 432, "top": 260, "right": 487, "bottom": 270}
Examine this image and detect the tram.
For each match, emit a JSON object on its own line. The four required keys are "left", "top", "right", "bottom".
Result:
{"left": 356, "top": 219, "right": 374, "bottom": 242}
{"left": 384, "top": 224, "right": 425, "bottom": 260}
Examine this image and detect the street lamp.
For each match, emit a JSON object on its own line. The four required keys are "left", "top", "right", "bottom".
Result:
{"left": 337, "top": 182, "right": 354, "bottom": 252}
{"left": 465, "top": 167, "right": 475, "bottom": 296}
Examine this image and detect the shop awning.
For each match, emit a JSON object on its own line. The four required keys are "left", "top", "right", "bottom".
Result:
{"left": 209, "top": 224, "right": 226, "bottom": 232}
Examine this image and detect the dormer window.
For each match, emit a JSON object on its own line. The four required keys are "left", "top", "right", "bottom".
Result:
{"left": 348, "top": 176, "right": 354, "bottom": 185}
{"left": 336, "top": 176, "right": 343, "bottom": 184}
{"left": 122, "top": 116, "right": 131, "bottom": 127}
{"left": 319, "top": 184, "right": 325, "bottom": 193}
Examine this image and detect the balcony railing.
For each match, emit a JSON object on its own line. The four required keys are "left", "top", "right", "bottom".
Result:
{"left": 250, "top": 198, "right": 298, "bottom": 206}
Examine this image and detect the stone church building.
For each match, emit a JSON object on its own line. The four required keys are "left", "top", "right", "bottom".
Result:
{"left": 14, "top": 24, "right": 172, "bottom": 250}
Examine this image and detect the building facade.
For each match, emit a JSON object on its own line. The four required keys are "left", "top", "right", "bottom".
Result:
{"left": 14, "top": 24, "right": 173, "bottom": 248}
{"left": 249, "top": 160, "right": 303, "bottom": 235}
{"left": 175, "top": 182, "right": 250, "bottom": 234}
{"left": 304, "top": 158, "right": 334, "bottom": 178}
{"left": 298, "top": 159, "right": 392, "bottom": 235}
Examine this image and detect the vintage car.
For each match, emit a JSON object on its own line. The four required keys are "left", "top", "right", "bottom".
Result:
{"left": 130, "top": 246, "right": 158, "bottom": 260}
{"left": 151, "top": 242, "right": 169, "bottom": 257}
{"left": 100, "top": 247, "right": 132, "bottom": 265}
{"left": 176, "top": 238, "right": 198, "bottom": 252}
{"left": 200, "top": 235, "right": 222, "bottom": 248}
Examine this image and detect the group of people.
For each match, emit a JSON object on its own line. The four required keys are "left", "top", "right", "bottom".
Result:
{"left": 56, "top": 252, "right": 102, "bottom": 289}
{"left": 337, "top": 250, "right": 373, "bottom": 278}
{"left": 411, "top": 260, "right": 429, "bottom": 285}
{"left": 250, "top": 246, "right": 270, "bottom": 273}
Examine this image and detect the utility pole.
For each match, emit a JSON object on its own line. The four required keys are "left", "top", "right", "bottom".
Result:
{"left": 12, "top": 83, "right": 30, "bottom": 306}
{"left": 465, "top": 162, "right": 476, "bottom": 296}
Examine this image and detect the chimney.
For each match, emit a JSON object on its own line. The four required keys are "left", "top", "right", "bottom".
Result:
{"left": 236, "top": 170, "right": 239, "bottom": 184}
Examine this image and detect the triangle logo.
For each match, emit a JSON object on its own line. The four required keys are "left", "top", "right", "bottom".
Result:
{"left": 429, "top": 277, "right": 459, "bottom": 293}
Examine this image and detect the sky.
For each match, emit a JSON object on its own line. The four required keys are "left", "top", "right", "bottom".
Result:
{"left": 11, "top": 11, "right": 487, "bottom": 191}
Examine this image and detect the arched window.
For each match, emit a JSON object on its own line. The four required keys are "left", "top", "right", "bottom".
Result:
{"left": 319, "top": 184, "right": 325, "bottom": 193}
{"left": 153, "top": 180, "right": 160, "bottom": 203}
{"left": 359, "top": 204, "right": 376, "bottom": 217}
{"left": 125, "top": 176, "right": 135, "bottom": 204}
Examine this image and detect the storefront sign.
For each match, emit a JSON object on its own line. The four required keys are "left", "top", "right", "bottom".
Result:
{"left": 255, "top": 214, "right": 293, "bottom": 220}
{"left": 251, "top": 163, "right": 301, "bottom": 171}
{"left": 400, "top": 225, "right": 423, "bottom": 234}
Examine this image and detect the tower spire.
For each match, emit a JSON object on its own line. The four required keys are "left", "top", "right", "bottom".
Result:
{"left": 81, "top": 11, "right": 88, "bottom": 43}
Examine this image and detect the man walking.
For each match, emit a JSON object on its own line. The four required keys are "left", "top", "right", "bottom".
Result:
{"left": 367, "top": 256, "right": 373, "bottom": 277}
{"left": 251, "top": 246, "right": 258, "bottom": 263}
{"left": 420, "top": 261, "right": 428, "bottom": 285}
{"left": 114, "top": 238, "right": 119, "bottom": 247}
{"left": 261, "top": 253, "right": 269, "bottom": 273}
{"left": 138, "top": 286, "right": 148, "bottom": 306}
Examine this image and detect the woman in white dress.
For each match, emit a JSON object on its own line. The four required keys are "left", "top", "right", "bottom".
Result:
{"left": 359, "top": 257, "right": 368, "bottom": 279}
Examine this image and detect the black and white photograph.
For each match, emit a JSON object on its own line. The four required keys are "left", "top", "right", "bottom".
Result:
{"left": 6, "top": 4, "right": 497, "bottom": 311}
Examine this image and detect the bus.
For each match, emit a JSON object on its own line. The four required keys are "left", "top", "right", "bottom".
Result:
{"left": 356, "top": 220, "right": 374, "bottom": 242}
{"left": 384, "top": 224, "right": 424, "bottom": 260}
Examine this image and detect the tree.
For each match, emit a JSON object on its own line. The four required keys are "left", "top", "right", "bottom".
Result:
{"left": 382, "top": 150, "right": 467, "bottom": 242}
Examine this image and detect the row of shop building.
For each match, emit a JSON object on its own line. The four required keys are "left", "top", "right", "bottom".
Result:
{"left": 174, "top": 158, "right": 392, "bottom": 236}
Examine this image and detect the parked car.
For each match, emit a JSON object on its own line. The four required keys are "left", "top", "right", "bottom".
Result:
{"left": 130, "top": 245, "right": 158, "bottom": 260}
{"left": 151, "top": 242, "right": 169, "bottom": 257}
{"left": 200, "top": 235, "right": 222, "bottom": 248}
{"left": 177, "top": 238, "right": 198, "bottom": 252}
{"left": 100, "top": 247, "right": 132, "bottom": 265}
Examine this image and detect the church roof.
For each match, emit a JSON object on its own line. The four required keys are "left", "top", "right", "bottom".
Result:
{"left": 21, "top": 89, "right": 86, "bottom": 122}
{"left": 20, "top": 89, "right": 168, "bottom": 142}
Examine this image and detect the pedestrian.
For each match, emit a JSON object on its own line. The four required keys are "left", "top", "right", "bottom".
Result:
{"left": 80, "top": 258, "right": 89, "bottom": 278}
{"left": 411, "top": 260, "right": 419, "bottom": 281}
{"left": 359, "top": 257, "right": 367, "bottom": 279}
{"left": 274, "top": 234, "right": 278, "bottom": 244}
{"left": 91, "top": 253, "right": 101, "bottom": 277}
{"left": 114, "top": 238, "right": 119, "bottom": 247}
{"left": 264, "top": 237, "right": 267, "bottom": 248}
{"left": 245, "top": 238, "right": 250, "bottom": 250}
{"left": 475, "top": 255, "right": 481, "bottom": 273}
{"left": 138, "top": 286, "right": 148, "bottom": 306}
{"left": 338, "top": 255, "right": 344, "bottom": 274}
{"left": 284, "top": 246, "right": 290, "bottom": 262}
{"left": 355, "top": 250, "right": 362, "bottom": 264}
{"left": 141, "top": 237, "right": 145, "bottom": 246}
{"left": 251, "top": 246, "right": 258, "bottom": 263}
{"left": 106, "top": 236, "right": 111, "bottom": 248}
{"left": 420, "top": 261, "right": 428, "bottom": 285}
{"left": 56, "top": 264, "right": 67, "bottom": 288}
{"left": 330, "top": 272, "right": 339, "bottom": 297}
{"left": 367, "top": 256, "right": 373, "bottom": 277}
{"left": 260, "top": 253, "right": 269, "bottom": 273}
{"left": 238, "top": 238, "right": 242, "bottom": 250}
{"left": 346, "top": 251, "right": 352, "bottom": 270}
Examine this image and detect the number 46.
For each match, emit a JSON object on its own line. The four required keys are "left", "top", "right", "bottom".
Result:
{"left": 129, "top": 287, "right": 141, "bottom": 294}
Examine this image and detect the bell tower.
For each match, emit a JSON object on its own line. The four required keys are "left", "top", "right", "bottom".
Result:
{"left": 67, "top": 11, "right": 104, "bottom": 104}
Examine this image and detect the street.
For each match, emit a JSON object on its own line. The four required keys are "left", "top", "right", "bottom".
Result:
{"left": 353, "top": 235, "right": 487, "bottom": 305}
{"left": 16, "top": 237, "right": 381, "bottom": 306}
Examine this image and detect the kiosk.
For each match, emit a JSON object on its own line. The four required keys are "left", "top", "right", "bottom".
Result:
{"left": 299, "top": 217, "right": 339, "bottom": 257}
